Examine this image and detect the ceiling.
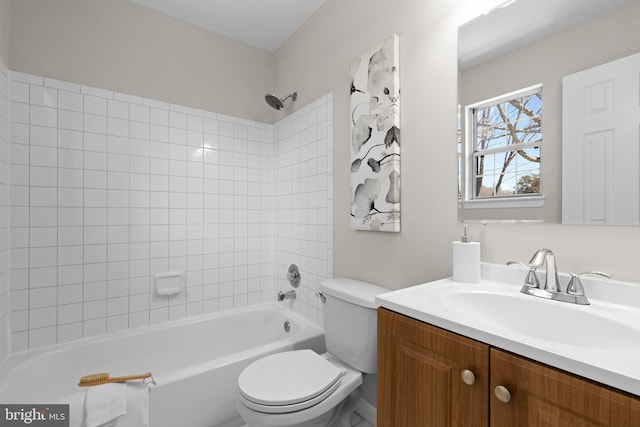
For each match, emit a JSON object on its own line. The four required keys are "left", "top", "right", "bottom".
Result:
{"left": 130, "top": 0, "right": 629, "bottom": 59}
{"left": 130, "top": 0, "right": 327, "bottom": 52}
{"left": 458, "top": 0, "right": 631, "bottom": 69}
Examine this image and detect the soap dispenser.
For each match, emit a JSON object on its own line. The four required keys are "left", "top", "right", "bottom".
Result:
{"left": 452, "top": 225, "right": 481, "bottom": 283}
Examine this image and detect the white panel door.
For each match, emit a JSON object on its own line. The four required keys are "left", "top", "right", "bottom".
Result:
{"left": 562, "top": 52, "right": 640, "bottom": 225}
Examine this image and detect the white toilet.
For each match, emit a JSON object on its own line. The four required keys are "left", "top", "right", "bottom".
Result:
{"left": 236, "top": 278, "right": 388, "bottom": 427}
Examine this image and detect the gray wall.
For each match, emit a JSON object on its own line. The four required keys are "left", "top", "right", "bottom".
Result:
{"left": 0, "top": 0, "right": 9, "bottom": 66}
{"left": 8, "top": 0, "right": 277, "bottom": 123}
{"left": 275, "top": 0, "right": 461, "bottom": 289}
{"left": 275, "top": 0, "right": 640, "bottom": 285}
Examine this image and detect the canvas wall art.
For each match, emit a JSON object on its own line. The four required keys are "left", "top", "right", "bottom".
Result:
{"left": 349, "top": 34, "right": 400, "bottom": 232}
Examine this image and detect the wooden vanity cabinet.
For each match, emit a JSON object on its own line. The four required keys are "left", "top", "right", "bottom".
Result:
{"left": 490, "top": 349, "right": 640, "bottom": 427}
{"left": 378, "top": 308, "right": 640, "bottom": 427}
{"left": 377, "top": 308, "right": 489, "bottom": 427}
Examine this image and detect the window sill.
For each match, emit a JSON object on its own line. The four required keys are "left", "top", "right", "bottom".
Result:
{"left": 459, "top": 196, "right": 546, "bottom": 209}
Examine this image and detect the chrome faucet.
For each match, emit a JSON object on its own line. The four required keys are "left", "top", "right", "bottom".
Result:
{"left": 508, "top": 249, "right": 610, "bottom": 306}
{"left": 277, "top": 290, "right": 296, "bottom": 301}
{"left": 527, "top": 248, "right": 560, "bottom": 292}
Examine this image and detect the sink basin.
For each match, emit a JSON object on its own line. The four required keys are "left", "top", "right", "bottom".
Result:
{"left": 429, "top": 283, "right": 639, "bottom": 351}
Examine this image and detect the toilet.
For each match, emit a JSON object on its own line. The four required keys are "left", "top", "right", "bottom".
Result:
{"left": 236, "top": 278, "right": 388, "bottom": 427}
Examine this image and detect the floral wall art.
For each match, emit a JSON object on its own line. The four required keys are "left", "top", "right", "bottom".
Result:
{"left": 350, "top": 34, "right": 400, "bottom": 232}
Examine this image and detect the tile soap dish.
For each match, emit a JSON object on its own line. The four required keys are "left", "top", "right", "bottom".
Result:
{"left": 154, "top": 271, "right": 184, "bottom": 296}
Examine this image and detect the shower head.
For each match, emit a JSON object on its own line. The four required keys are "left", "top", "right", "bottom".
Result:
{"left": 265, "top": 92, "right": 298, "bottom": 110}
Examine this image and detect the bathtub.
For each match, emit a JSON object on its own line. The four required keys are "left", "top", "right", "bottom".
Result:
{"left": 0, "top": 302, "right": 326, "bottom": 427}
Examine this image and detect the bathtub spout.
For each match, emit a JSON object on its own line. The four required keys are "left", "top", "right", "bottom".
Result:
{"left": 277, "top": 290, "right": 296, "bottom": 301}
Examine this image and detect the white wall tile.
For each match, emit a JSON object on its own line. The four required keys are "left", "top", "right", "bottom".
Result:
{"left": 59, "top": 109, "right": 83, "bottom": 131}
{"left": 57, "top": 322, "right": 83, "bottom": 343}
{"left": 29, "top": 326, "right": 57, "bottom": 348}
{"left": 84, "top": 114, "right": 107, "bottom": 134}
{"left": 107, "top": 136, "right": 128, "bottom": 155}
{"left": 59, "top": 149, "right": 84, "bottom": 170}
{"left": 30, "top": 267, "right": 57, "bottom": 289}
{"left": 30, "top": 287, "right": 57, "bottom": 309}
{"left": 5, "top": 68, "right": 332, "bottom": 351}
{"left": 169, "top": 111, "right": 186, "bottom": 129}
{"left": 10, "top": 81, "right": 29, "bottom": 103}
{"left": 149, "top": 126, "right": 168, "bottom": 143}
{"left": 130, "top": 104, "right": 149, "bottom": 123}
{"left": 30, "top": 146, "right": 58, "bottom": 168}
{"left": 58, "top": 207, "right": 83, "bottom": 226}
{"left": 30, "top": 85, "right": 57, "bottom": 108}
{"left": 58, "top": 245, "right": 83, "bottom": 266}
{"left": 30, "top": 105, "right": 57, "bottom": 127}
{"left": 58, "top": 266, "right": 83, "bottom": 286}
{"left": 57, "top": 227, "right": 83, "bottom": 247}
{"left": 83, "top": 318, "right": 106, "bottom": 338}
{"left": 30, "top": 187, "right": 57, "bottom": 206}
{"left": 108, "top": 100, "right": 129, "bottom": 119}
{"left": 130, "top": 122, "right": 149, "bottom": 140}
{"left": 29, "top": 306, "right": 57, "bottom": 328}
{"left": 58, "top": 303, "right": 83, "bottom": 324}
{"left": 10, "top": 102, "right": 28, "bottom": 124}
{"left": 107, "top": 117, "right": 129, "bottom": 137}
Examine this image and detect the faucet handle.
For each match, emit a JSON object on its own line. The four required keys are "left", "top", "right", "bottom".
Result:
{"left": 507, "top": 261, "right": 540, "bottom": 288}
{"left": 566, "top": 271, "right": 611, "bottom": 295}
{"left": 566, "top": 274, "right": 585, "bottom": 296}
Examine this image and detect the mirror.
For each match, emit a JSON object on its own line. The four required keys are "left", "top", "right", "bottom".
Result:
{"left": 457, "top": 0, "right": 636, "bottom": 224}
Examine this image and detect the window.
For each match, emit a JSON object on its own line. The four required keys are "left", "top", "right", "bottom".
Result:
{"left": 462, "top": 85, "right": 543, "bottom": 207}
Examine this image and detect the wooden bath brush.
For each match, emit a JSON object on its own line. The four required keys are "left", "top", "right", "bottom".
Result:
{"left": 78, "top": 372, "right": 154, "bottom": 387}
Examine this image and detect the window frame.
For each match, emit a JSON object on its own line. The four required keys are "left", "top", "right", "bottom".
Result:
{"left": 460, "top": 84, "right": 545, "bottom": 209}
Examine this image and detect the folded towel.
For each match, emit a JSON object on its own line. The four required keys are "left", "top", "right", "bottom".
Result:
{"left": 85, "top": 383, "right": 127, "bottom": 427}
{"left": 59, "top": 391, "right": 86, "bottom": 427}
{"left": 116, "top": 383, "right": 149, "bottom": 427}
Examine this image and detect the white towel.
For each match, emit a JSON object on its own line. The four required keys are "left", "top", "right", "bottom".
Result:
{"left": 85, "top": 383, "right": 127, "bottom": 427}
{"left": 59, "top": 391, "right": 86, "bottom": 427}
{"left": 116, "top": 383, "right": 149, "bottom": 427}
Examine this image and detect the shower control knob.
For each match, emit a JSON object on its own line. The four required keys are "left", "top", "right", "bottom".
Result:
{"left": 461, "top": 369, "right": 476, "bottom": 385}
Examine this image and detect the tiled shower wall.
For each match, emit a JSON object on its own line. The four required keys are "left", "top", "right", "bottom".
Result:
{"left": 5, "top": 69, "right": 333, "bottom": 352}
{"left": 273, "top": 94, "right": 333, "bottom": 325}
{"left": 0, "top": 62, "right": 8, "bottom": 362}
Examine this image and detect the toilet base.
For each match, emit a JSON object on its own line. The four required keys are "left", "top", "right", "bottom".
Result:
{"left": 324, "top": 388, "right": 361, "bottom": 427}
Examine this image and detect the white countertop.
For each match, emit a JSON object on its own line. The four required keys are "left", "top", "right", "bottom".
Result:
{"left": 375, "top": 263, "right": 640, "bottom": 396}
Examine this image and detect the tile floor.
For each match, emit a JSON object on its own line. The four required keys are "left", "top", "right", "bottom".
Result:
{"left": 351, "top": 412, "right": 374, "bottom": 427}
{"left": 240, "top": 411, "right": 373, "bottom": 427}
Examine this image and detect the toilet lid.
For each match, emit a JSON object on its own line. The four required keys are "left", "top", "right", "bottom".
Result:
{"left": 238, "top": 350, "right": 343, "bottom": 407}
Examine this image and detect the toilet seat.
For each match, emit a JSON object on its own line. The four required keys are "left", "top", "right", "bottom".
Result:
{"left": 238, "top": 349, "right": 344, "bottom": 414}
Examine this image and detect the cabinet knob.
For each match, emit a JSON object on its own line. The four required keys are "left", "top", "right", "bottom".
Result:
{"left": 461, "top": 369, "right": 476, "bottom": 385}
{"left": 494, "top": 385, "right": 512, "bottom": 403}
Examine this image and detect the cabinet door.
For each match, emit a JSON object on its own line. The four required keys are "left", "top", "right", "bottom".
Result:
{"left": 378, "top": 308, "right": 489, "bottom": 427}
{"left": 490, "top": 348, "right": 640, "bottom": 427}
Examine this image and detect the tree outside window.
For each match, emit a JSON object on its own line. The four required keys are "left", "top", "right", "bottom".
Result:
{"left": 466, "top": 85, "right": 542, "bottom": 200}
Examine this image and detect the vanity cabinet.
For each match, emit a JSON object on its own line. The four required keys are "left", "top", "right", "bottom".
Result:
{"left": 377, "top": 307, "right": 489, "bottom": 427}
{"left": 378, "top": 308, "right": 640, "bottom": 427}
{"left": 490, "top": 348, "right": 640, "bottom": 426}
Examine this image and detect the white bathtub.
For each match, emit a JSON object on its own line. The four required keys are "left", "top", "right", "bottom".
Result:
{"left": 0, "top": 302, "right": 326, "bottom": 427}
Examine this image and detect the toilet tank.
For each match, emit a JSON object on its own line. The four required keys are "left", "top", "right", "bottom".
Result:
{"left": 320, "top": 278, "right": 389, "bottom": 374}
